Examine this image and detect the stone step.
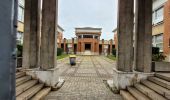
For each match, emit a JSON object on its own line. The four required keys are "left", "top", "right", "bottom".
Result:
{"left": 148, "top": 76, "right": 170, "bottom": 90}
{"left": 141, "top": 80, "right": 170, "bottom": 99}
{"left": 155, "top": 73, "right": 170, "bottom": 82}
{"left": 31, "top": 87, "right": 51, "bottom": 100}
{"left": 16, "top": 72, "right": 26, "bottom": 79}
{"left": 127, "top": 87, "right": 150, "bottom": 100}
{"left": 16, "top": 84, "right": 44, "bottom": 100}
{"left": 120, "top": 90, "right": 136, "bottom": 100}
{"left": 134, "top": 83, "right": 166, "bottom": 100}
{"left": 16, "top": 80, "right": 38, "bottom": 96}
{"left": 16, "top": 76, "right": 32, "bottom": 87}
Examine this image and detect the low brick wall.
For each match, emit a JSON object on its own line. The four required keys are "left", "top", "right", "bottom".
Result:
{"left": 153, "top": 62, "right": 170, "bottom": 72}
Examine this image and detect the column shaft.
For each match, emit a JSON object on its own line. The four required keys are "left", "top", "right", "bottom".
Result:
{"left": 117, "top": 0, "right": 134, "bottom": 72}
{"left": 135, "top": 0, "right": 152, "bottom": 72}
{"left": 22, "top": 0, "right": 39, "bottom": 68}
{"left": 40, "top": 0, "right": 58, "bottom": 69}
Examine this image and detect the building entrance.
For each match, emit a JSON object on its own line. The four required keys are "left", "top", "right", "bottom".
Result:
{"left": 85, "top": 43, "right": 91, "bottom": 51}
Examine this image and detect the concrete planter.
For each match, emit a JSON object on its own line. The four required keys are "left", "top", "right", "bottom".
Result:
{"left": 152, "top": 61, "right": 170, "bottom": 72}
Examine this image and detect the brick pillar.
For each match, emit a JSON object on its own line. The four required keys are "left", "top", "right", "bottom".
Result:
{"left": 63, "top": 38, "right": 66, "bottom": 53}
{"left": 164, "top": 1, "right": 170, "bottom": 61}
{"left": 134, "top": 0, "right": 152, "bottom": 72}
{"left": 81, "top": 42, "right": 84, "bottom": 53}
{"left": 57, "top": 32, "right": 61, "bottom": 48}
{"left": 22, "top": 0, "right": 40, "bottom": 68}
{"left": 117, "top": 0, "right": 134, "bottom": 72}
{"left": 96, "top": 41, "right": 99, "bottom": 55}
{"left": 40, "top": 0, "right": 58, "bottom": 70}
{"left": 102, "top": 39, "right": 104, "bottom": 54}
{"left": 110, "top": 39, "right": 113, "bottom": 55}
{"left": 72, "top": 38, "right": 74, "bottom": 53}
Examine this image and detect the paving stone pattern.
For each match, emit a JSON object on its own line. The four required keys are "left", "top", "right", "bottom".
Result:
{"left": 45, "top": 56, "right": 122, "bottom": 100}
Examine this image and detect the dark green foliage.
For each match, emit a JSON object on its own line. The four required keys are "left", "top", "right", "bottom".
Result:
{"left": 17, "top": 45, "right": 23, "bottom": 57}
{"left": 57, "top": 48, "right": 63, "bottom": 56}
{"left": 112, "top": 48, "right": 116, "bottom": 57}
{"left": 152, "top": 53, "right": 166, "bottom": 61}
{"left": 152, "top": 47, "right": 166, "bottom": 61}
{"left": 152, "top": 47, "right": 160, "bottom": 55}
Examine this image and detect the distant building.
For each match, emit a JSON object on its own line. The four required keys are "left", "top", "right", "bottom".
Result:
{"left": 57, "top": 25, "right": 64, "bottom": 48}
{"left": 17, "top": 0, "right": 25, "bottom": 45}
{"left": 59, "top": 27, "right": 115, "bottom": 55}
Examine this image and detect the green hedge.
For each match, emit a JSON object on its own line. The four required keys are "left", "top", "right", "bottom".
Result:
{"left": 112, "top": 48, "right": 116, "bottom": 57}
{"left": 57, "top": 48, "right": 63, "bottom": 56}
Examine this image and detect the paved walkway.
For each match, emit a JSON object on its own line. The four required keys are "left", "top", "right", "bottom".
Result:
{"left": 45, "top": 56, "right": 122, "bottom": 100}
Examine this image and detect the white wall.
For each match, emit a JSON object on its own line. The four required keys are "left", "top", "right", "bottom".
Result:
{"left": 153, "top": 0, "right": 167, "bottom": 10}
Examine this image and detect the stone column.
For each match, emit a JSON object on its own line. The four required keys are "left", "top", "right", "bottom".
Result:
{"left": 117, "top": 0, "right": 134, "bottom": 72}
{"left": 134, "top": 0, "right": 152, "bottom": 72}
{"left": 72, "top": 38, "right": 74, "bottom": 53}
{"left": 22, "top": 0, "right": 40, "bottom": 69}
{"left": 110, "top": 39, "right": 113, "bottom": 55}
{"left": 40, "top": 0, "right": 58, "bottom": 70}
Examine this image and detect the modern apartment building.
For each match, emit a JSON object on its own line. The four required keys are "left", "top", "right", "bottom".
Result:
{"left": 152, "top": 0, "right": 170, "bottom": 61}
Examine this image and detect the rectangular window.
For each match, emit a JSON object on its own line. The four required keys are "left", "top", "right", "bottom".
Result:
{"left": 155, "top": 34, "right": 163, "bottom": 43}
{"left": 83, "top": 35, "right": 93, "bottom": 38}
{"left": 17, "top": 32, "right": 23, "bottom": 45}
{"left": 19, "top": 0, "right": 25, "bottom": 7}
{"left": 153, "top": 34, "right": 163, "bottom": 52}
{"left": 153, "top": 7, "right": 164, "bottom": 24}
{"left": 18, "top": 6, "right": 24, "bottom": 22}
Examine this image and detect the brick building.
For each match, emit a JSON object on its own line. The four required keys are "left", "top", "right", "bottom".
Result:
{"left": 113, "top": 0, "right": 170, "bottom": 61}
{"left": 56, "top": 25, "right": 64, "bottom": 48}
{"left": 17, "top": 0, "right": 25, "bottom": 45}
{"left": 152, "top": 0, "right": 170, "bottom": 61}
{"left": 58, "top": 27, "right": 115, "bottom": 55}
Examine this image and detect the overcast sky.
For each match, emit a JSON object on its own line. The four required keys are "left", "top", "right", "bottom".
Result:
{"left": 58, "top": 0, "right": 118, "bottom": 40}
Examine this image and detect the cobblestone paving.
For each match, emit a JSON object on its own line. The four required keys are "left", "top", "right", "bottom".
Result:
{"left": 45, "top": 56, "right": 122, "bottom": 100}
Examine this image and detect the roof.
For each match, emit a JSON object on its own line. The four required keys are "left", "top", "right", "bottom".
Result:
{"left": 57, "top": 25, "right": 64, "bottom": 33}
{"left": 112, "top": 28, "right": 117, "bottom": 33}
{"left": 75, "top": 27, "right": 102, "bottom": 34}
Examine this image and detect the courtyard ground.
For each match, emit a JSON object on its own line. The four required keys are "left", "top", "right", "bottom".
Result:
{"left": 45, "top": 56, "right": 122, "bottom": 100}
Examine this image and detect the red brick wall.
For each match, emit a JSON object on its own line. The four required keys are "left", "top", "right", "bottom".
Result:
{"left": 57, "top": 32, "right": 63, "bottom": 48}
{"left": 164, "top": 1, "right": 170, "bottom": 60}
{"left": 114, "top": 32, "right": 118, "bottom": 50}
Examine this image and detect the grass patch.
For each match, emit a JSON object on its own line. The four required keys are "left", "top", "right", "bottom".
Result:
{"left": 107, "top": 55, "right": 117, "bottom": 61}
{"left": 57, "top": 54, "right": 69, "bottom": 60}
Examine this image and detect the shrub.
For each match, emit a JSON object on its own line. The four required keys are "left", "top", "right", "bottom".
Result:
{"left": 57, "top": 48, "right": 63, "bottom": 56}
{"left": 152, "top": 47, "right": 166, "bottom": 61}
{"left": 112, "top": 48, "right": 116, "bottom": 57}
{"left": 152, "top": 53, "right": 166, "bottom": 61}
{"left": 152, "top": 47, "right": 160, "bottom": 55}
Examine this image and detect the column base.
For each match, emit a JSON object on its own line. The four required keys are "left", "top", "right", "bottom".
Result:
{"left": 20, "top": 67, "right": 59, "bottom": 87}
{"left": 112, "top": 68, "right": 154, "bottom": 90}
